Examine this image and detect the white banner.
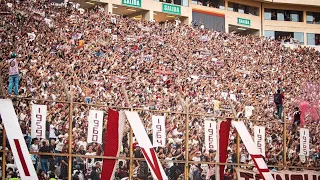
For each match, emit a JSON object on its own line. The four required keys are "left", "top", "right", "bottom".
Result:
{"left": 236, "top": 168, "right": 320, "bottom": 180}
{"left": 254, "top": 126, "right": 265, "bottom": 157}
{"left": 300, "top": 128, "right": 310, "bottom": 156}
{"left": 31, "top": 104, "right": 47, "bottom": 139}
{"left": 125, "top": 111, "right": 168, "bottom": 180}
{"left": 204, "top": 120, "right": 217, "bottom": 151}
{"left": 232, "top": 121, "right": 273, "bottom": 180}
{"left": 87, "top": 110, "right": 104, "bottom": 144}
{"left": 245, "top": 106, "right": 254, "bottom": 118}
{"left": 0, "top": 99, "right": 38, "bottom": 180}
{"left": 152, "top": 116, "right": 166, "bottom": 147}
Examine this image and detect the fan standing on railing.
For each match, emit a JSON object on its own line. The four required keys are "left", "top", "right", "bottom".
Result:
{"left": 274, "top": 89, "right": 284, "bottom": 122}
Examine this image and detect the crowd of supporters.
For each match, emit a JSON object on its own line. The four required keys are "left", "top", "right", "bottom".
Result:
{"left": 0, "top": 0, "right": 320, "bottom": 179}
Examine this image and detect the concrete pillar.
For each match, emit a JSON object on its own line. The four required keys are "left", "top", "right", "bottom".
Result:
{"left": 104, "top": 3, "right": 113, "bottom": 14}
{"left": 143, "top": 10, "right": 154, "bottom": 21}
{"left": 303, "top": 10, "right": 307, "bottom": 45}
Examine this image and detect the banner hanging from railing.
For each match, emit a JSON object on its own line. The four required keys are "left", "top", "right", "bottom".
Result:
{"left": 236, "top": 168, "right": 320, "bottom": 180}
{"left": 0, "top": 99, "right": 38, "bottom": 180}
{"left": 232, "top": 121, "right": 273, "bottom": 180}
{"left": 87, "top": 110, "right": 104, "bottom": 144}
{"left": 300, "top": 128, "right": 310, "bottom": 156}
{"left": 254, "top": 126, "right": 265, "bottom": 157}
{"left": 204, "top": 120, "right": 217, "bottom": 152}
{"left": 125, "top": 111, "right": 168, "bottom": 180}
{"left": 31, "top": 104, "right": 47, "bottom": 139}
{"left": 152, "top": 116, "right": 166, "bottom": 147}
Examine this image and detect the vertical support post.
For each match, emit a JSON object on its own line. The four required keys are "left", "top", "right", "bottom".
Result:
{"left": 0, "top": 67, "right": 7, "bottom": 180}
{"left": 227, "top": 99, "right": 240, "bottom": 167}
{"left": 67, "top": 86, "right": 73, "bottom": 180}
{"left": 1, "top": 129, "right": 6, "bottom": 180}
{"left": 236, "top": 129, "right": 240, "bottom": 167}
{"left": 129, "top": 124, "right": 133, "bottom": 180}
{"left": 283, "top": 112, "right": 287, "bottom": 169}
{"left": 121, "top": 85, "right": 133, "bottom": 180}
{"left": 184, "top": 98, "right": 189, "bottom": 180}
{"left": 0, "top": 72, "right": 5, "bottom": 98}
{"left": 67, "top": 101, "right": 73, "bottom": 180}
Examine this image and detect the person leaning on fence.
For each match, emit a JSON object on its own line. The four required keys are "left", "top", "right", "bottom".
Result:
{"left": 274, "top": 89, "right": 284, "bottom": 121}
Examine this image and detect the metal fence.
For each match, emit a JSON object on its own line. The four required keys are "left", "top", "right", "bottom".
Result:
{"left": 0, "top": 95, "right": 319, "bottom": 180}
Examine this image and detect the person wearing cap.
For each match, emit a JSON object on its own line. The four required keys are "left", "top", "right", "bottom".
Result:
{"left": 5, "top": 53, "right": 20, "bottom": 96}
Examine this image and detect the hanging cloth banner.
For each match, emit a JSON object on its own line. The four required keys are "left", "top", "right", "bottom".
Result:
{"left": 300, "top": 128, "right": 310, "bottom": 156}
{"left": 0, "top": 99, "right": 38, "bottom": 180}
{"left": 87, "top": 110, "right": 104, "bottom": 144}
{"left": 31, "top": 104, "right": 47, "bottom": 139}
{"left": 101, "top": 109, "right": 126, "bottom": 180}
{"left": 215, "top": 119, "right": 232, "bottom": 180}
{"left": 152, "top": 116, "right": 166, "bottom": 147}
{"left": 232, "top": 121, "right": 274, "bottom": 180}
{"left": 125, "top": 111, "right": 168, "bottom": 180}
{"left": 204, "top": 120, "right": 217, "bottom": 152}
{"left": 254, "top": 126, "right": 266, "bottom": 157}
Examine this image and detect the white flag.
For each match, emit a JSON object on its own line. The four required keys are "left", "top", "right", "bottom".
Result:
{"left": 300, "top": 128, "right": 310, "bottom": 156}
{"left": 125, "top": 111, "right": 168, "bottom": 180}
{"left": 230, "top": 93, "right": 237, "bottom": 101}
{"left": 204, "top": 120, "right": 217, "bottom": 152}
{"left": 31, "top": 104, "right": 47, "bottom": 139}
{"left": 0, "top": 99, "right": 39, "bottom": 180}
{"left": 254, "top": 126, "right": 265, "bottom": 156}
{"left": 245, "top": 106, "right": 254, "bottom": 118}
{"left": 87, "top": 110, "right": 104, "bottom": 144}
{"left": 221, "top": 92, "right": 228, "bottom": 100}
{"left": 152, "top": 116, "right": 166, "bottom": 147}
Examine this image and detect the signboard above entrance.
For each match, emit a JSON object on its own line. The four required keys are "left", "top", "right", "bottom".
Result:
{"left": 162, "top": 3, "right": 181, "bottom": 15}
{"left": 237, "top": 17, "right": 251, "bottom": 26}
{"left": 122, "top": 0, "right": 141, "bottom": 8}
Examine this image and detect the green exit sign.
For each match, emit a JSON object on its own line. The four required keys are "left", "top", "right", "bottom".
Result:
{"left": 122, "top": 0, "right": 141, "bottom": 7}
{"left": 237, "top": 18, "right": 251, "bottom": 26}
{"left": 162, "top": 3, "right": 181, "bottom": 15}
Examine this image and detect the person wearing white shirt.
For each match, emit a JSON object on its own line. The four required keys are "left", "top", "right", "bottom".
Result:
{"left": 164, "top": 153, "right": 174, "bottom": 169}
{"left": 77, "top": 136, "right": 88, "bottom": 151}
{"left": 85, "top": 145, "right": 96, "bottom": 176}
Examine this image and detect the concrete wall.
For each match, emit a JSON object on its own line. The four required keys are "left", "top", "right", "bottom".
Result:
{"left": 261, "top": 0, "right": 320, "bottom": 7}
{"left": 262, "top": 2, "right": 320, "bottom": 45}
{"left": 99, "top": 0, "right": 193, "bottom": 23}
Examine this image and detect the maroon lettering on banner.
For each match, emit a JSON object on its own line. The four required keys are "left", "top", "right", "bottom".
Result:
{"left": 291, "top": 175, "right": 303, "bottom": 180}
{"left": 238, "top": 168, "right": 320, "bottom": 180}
{"left": 156, "top": 132, "right": 162, "bottom": 139}
{"left": 276, "top": 174, "right": 283, "bottom": 180}
{"left": 35, "top": 113, "right": 43, "bottom": 137}
{"left": 155, "top": 122, "right": 163, "bottom": 145}
{"left": 303, "top": 136, "right": 307, "bottom": 154}
{"left": 92, "top": 119, "right": 99, "bottom": 142}
{"left": 257, "top": 134, "right": 262, "bottom": 152}
{"left": 208, "top": 127, "right": 214, "bottom": 149}
{"left": 156, "top": 125, "right": 161, "bottom": 131}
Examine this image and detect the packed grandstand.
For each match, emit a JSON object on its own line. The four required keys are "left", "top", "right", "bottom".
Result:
{"left": 0, "top": 0, "right": 320, "bottom": 179}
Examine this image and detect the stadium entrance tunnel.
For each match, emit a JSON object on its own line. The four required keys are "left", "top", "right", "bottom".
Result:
{"left": 228, "top": 24, "right": 259, "bottom": 36}
{"left": 153, "top": 11, "right": 187, "bottom": 23}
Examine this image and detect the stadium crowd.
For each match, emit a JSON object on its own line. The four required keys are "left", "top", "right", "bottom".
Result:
{"left": 0, "top": 0, "right": 320, "bottom": 179}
